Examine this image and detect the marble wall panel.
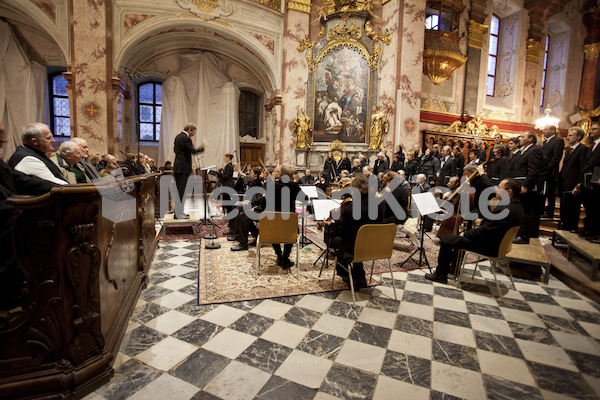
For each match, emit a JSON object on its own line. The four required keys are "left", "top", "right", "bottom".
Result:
{"left": 71, "top": 1, "right": 110, "bottom": 154}
{"left": 280, "top": 11, "right": 309, "bottom": 165}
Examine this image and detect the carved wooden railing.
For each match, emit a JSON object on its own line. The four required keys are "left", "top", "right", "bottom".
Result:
{"left": 0, "top": 173, "right": 159, "bottom": 399}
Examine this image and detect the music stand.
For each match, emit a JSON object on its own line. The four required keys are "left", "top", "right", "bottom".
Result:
{"left": 400, "top": 192, "right": 440, "bottom": 272}
{"left": 299, "top": 186, "right": 322, "bottom": 248}
{"left": 311, "top": 198, "right": 342, "bottom": 276}
{"left": 199, "top": 165, "right": 222, "bottom": 249}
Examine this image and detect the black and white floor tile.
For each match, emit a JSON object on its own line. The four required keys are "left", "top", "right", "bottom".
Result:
{"left": 81, "top": 235, "right": 600, "bottom": 400}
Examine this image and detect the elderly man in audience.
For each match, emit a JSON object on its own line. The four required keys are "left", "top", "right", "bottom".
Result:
{"left": 51, "top": 141, "right": 91, "bottom": 184}
{"left": 71, "top": 137, "right": 102, "bottom": 181}
{"left": 8, "top": 123, "right": 68, "bottom": 185}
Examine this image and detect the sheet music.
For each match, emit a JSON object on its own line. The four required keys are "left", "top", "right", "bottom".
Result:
{"left": 300, "top": 186, "right": 320, "bottom": 200}
{"left": 201, "top": 165, "right": 217, "bottom": 171}
{"left": 411, "top": 192, "right": 441, "bottom": 216}
{"left": 312, "top": 199, "right": 342, "bottom": 221}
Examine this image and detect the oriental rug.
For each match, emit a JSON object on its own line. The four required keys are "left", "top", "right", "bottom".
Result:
{"left": 196, "top": 221, "right": 440, "bottom": 305}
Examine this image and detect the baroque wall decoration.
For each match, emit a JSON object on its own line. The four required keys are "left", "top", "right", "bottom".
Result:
{"left": 297, "top": 2, "right": 390, "bottom": 145}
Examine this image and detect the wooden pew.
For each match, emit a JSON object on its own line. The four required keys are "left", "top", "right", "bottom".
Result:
{"left": 553, "top": 230, "right": 600, "bottom": 280}
{"left": 0, "top": 173, "right": 159, "bottom": 399}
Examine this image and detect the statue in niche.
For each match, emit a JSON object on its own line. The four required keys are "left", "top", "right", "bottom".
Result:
{"left": 291, "top": 106, "right": 312, "bottom": 149}
{"left": 368, "top": 106, "right": 388, "bottom": 150}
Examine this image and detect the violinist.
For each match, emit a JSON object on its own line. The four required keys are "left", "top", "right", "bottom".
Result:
{"left": 327, "top": 174, "right": 384, "bottom": 290}
{"left": 378, "top": 171, "right": 409, "bottom": 224}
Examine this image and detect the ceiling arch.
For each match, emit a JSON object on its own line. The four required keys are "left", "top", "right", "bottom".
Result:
{"left": 114, "top": 17, "right": 281, "bottom": 95}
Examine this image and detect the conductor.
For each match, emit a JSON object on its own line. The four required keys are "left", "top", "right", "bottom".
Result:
{"left": 173, "top": 123, "right": 205, "bottom": 219}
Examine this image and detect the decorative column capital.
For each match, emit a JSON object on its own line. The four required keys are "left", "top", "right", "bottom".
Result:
{"left": 287, "top": 0, "right": 310, "bottom": 13}
{"left": 584, "top": 42, "right": 600, "bottom": 60}
{"left": 468, "top": 19, "right": 489, "bottom": 49}
{"left": 526, "top": 38, "right": 544, "bottom": 64}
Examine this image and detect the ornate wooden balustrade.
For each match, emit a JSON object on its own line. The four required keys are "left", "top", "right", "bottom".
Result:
{"left": 0, "top": 173, "right": 159, "bottom": 399}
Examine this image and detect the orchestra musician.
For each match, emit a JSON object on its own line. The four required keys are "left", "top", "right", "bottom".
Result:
{"left": 426, "top": 178, "right": 524, "bottom": 283}
{"left": 378, "top": 171, "right": 409, "bottom": 224}
{"left": 219, "top": 153, "right": 235, "bottom": 234}
{"left": 325, "top": 174, "right": 385, "bottom": 290}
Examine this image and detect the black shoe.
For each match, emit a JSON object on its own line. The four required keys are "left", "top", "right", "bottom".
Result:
{"left": 541, "top": 213, "right": 553, "bottom": 219}
{"left": 248, "top": 239, "right": 257, "bottom": 247}
{"left": 513, "top": 236, "right": 529, "bottom": 245}
{"left": 174, "top": 214, "right": 190, "bottom": 219}
{"left": 591, "top": 238, "right": 600, "bottom": 244}
{"left": 231, "top": 244, "right": 248, "bottom": 251}
{"left": 579, "top": 230, "right": 590, "bottom": 237}
{"left": 587, "top": 235, "right": 600, "bottom": 242}
{"left": 425, "top": 273, "right": 447, "bottom": 284}
{"left": 223, "top": 230, "right": 233, "bottom": 236}
{"left": 227, "top": 236, "right": 237, "bottom": 242}
{"left": 281, "top": 258, "right": 294, "bottom": 270}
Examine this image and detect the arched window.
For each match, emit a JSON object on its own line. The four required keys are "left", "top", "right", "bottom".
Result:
{"left": 239, "top": 91, "right": 260, "bottom": 138}
{"left": 49, "top": 74, "right": 71, "bottom": 137}
{"left": 486, "top": 15, "right": 500, "bottom": 97}
{"left": 138, "top": 82, "right": 162, "bottom": 142}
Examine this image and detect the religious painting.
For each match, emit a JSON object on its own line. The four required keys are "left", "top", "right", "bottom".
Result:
{"left": 312, "top": 46, "right": 370, "bottom": 143}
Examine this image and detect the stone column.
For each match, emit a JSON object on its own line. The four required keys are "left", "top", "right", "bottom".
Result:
{"left": 580, "top": 43, "right": 600, "bottom": 110}
{"left": 279, "top": 0, "right": 310, "bottom": 166}
{"left": 381, "top": 0, "right": 425, "bottom": 151}
{"left": 579, "top": 7, "right": 600, "bottom": 110}
{"left": 69, "top": 0, "right": 113, "bottom": 155}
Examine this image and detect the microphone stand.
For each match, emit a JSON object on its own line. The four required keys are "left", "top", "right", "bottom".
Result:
{"left": 196, "top": 154, "right": 221, "bottom": 249}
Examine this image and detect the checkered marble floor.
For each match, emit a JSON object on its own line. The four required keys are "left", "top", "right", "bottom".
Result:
{"left": 83, "top": 239, "right": 600, "bottom": 400}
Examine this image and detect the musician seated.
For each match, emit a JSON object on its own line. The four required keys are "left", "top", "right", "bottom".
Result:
{"left": 327, "top": 174, "right": 384, "bottom": 290}
{"left": 425, "top": 178, "right": 524, "bottom": 283}
{"left": 300, "top": 169, "right": 315, "bottom": 185}
{"left": 379, "top": 171, "right": 409, "bottom": 224}
{"left": 339, "top": 170, "right": 351, "bottom": 184}
{"left": 438, "top": 176, "right": 460, "bottom": 200}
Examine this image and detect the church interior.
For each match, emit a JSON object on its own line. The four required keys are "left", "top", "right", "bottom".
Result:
{"left": 2, "top": 0, "right": 600, "bottom": 399}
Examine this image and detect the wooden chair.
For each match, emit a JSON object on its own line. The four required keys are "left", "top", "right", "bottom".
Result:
{"left": 332, "top": 223, "right": 398, "bottom": 307}
{"left": 456, "top": 225, "right": 520, "bottom": 299}
{"left": 255, "top": 211, "right": 300, "bottom": 278}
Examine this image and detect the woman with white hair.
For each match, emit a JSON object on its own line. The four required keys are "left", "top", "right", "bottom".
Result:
{"left": 51, "top": 141, "right": 90, "bottom": 184}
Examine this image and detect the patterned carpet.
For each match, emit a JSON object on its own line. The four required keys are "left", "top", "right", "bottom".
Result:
{"left": 194, "top": 221, "right": 439, "bottom": 305}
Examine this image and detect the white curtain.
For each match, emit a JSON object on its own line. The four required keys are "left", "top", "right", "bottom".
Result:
{"left": 0, "top": 20, "right": 47, "bottom": 160}
{"left": 159, "top": 52, "right": 240, "bottom": 170}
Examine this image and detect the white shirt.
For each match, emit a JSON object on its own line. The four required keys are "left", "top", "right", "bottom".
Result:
{"left": 13, "top": 156, "right": 69, "bottom": 185}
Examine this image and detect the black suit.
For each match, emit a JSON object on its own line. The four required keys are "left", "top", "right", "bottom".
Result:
{"left": 503, "top": 150, "right": 521, "bottom": 179}
{"left": 437, "top": 156, "right": 456, "bottom": 186}
{"left": 173, "top": 131, "right": 204, "bottom": 205}
{"left": 434, "top": 197, "right": 525, "bottom": 276}
{"left": 541, "top": 135, "right": 565, "bottom": 216}
{"left": 511, "top": 144, "right": 543, "bottom": 240}
{"left": 558, "top": 144, "right": 587, "bottom": 231}
{"left": 580, "top": 141, "right": 600, "bottom": 235}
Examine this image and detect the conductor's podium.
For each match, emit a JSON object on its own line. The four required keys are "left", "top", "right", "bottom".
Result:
{"left": 0, "top": 174, "right": 160, "bottom": 399}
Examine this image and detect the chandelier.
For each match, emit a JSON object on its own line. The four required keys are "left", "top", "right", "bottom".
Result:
{"left": 535, "top": 104, "right": 560, "bottom": 129}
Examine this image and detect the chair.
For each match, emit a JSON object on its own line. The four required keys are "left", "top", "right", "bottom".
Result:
{"left": 255, "top": 211, "right": 300, "bottom": 278}
{"left": 456, "top": 225, "right": 520, "bottom": 299}
{"left": 332, "top": 223, "right": 398, "bottom": 306}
